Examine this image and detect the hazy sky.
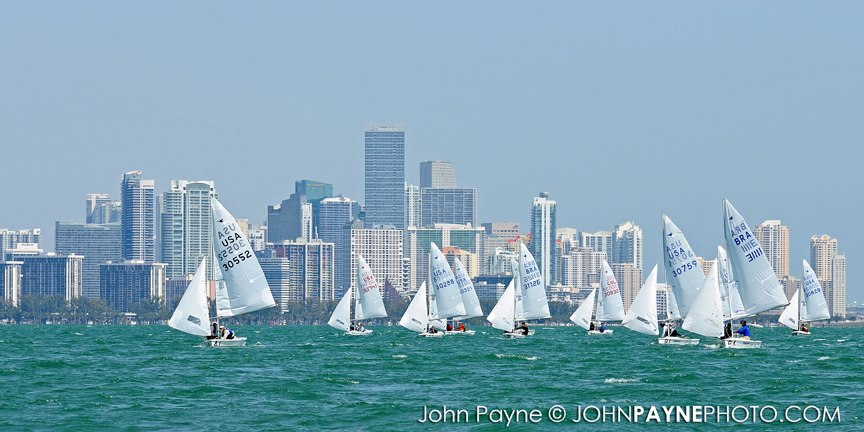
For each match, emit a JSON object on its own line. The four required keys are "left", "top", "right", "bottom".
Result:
{"left": 1, "top": 2, "right": 861, "bottom": 301}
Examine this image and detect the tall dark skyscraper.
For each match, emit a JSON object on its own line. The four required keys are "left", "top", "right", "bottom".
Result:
{"left": 267, "top": 179, "right": 333, "bottom": 243}
{"left": 121, "top": 171, "right": 154, "bottom": 262}
{"left": 364, "top": 127, "right": 405, "bottom": 230}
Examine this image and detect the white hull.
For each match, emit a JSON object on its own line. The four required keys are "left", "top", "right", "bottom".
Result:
{"left": 658, "top": 336, "right": 699, "bottom": 346}
{"left": 792, "top": 330, "right": 811, "bottom": 336}
{"left": 587, "top": 329, "right": 613, "bottom": 335}
{"left": 420, "top": 331, "right": 445, "bottom": 338}
{"left": 444, "top": 330, "right": 476, "bottom": 335}
{"left": 501, "top": 331, "right": 527, "bottom": 338}
{"left": 347, "top": 329, "right": 373, "bottom": 336}
{"left": 722, "top": 337, "right": 762, "bottom": 349}
{"left": 207, "top": 336, "right": 247, "bottom": 347}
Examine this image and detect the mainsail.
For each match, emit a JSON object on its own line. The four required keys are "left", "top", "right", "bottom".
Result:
{"left": 662, "top": 215, "right": 705, "bottom": 318}
{"left": 453, "top": 258, "right": 483, "bottom": 319}
{"left": 519, "top": 243, "right": 551, "bottom": 320}
{"left": 723, "top": 199, "right": 788, "bottom": 315}
{"left": 354, "top": 255, "right": 387, "bottom": 320}
{"left": 596, "top": 260, "right": 625, "bottom": 321}
{"left": 212, "top": 199, "right": 276, "bottom": 317}
{"left": 430, "top": 243, "right": 466, "bottom": 319}
{"left": 801, "top": 260, "right": 831, "bottom": 321}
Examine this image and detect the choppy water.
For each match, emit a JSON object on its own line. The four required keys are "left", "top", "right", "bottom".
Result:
{"left": 1, "top": 324, "right": 861, "bottom": 431}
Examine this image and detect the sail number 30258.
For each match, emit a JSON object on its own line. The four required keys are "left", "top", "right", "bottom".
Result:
{"left": 222, "top": 250, "right": 252, "bottom": 272}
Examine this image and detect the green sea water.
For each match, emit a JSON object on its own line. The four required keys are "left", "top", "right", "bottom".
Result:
{"left": 1, "top": 324, "right": 861, "bottom": 431}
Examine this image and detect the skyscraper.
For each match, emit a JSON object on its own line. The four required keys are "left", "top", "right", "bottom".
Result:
{"left": 348, "top": 222, "right": 404, "bottom": 299}
{"left": 611, "top": 263, "right": 642, "bottom": 310}
{"left": 755, "top": 220, "right": 790, "bottom": 278}
{"left": 420, "top": 188, "right": 476, "bottom": 226}
{"left": 364, "top": 127, "right": 405, "bottom": 230}
{"left": 18, "top": 253, "right": 84, "bottom": 302}
{"left": 85, "top": 194, "right": 112, "bottom": 224}
{"left": 419, "top": 161, "right": 456, "bottom": 188}
{"left": 0, "top": 228, "right": 41, "bottom": 261}
{"left": 530, "top": 192, "right": 557, "bottom": 286}
{"left": 55, "top": 221, "right": 122, "bottom": 299}
{"left": 258, "top": 239, "right": 335, "bottom": 310}
{"left": 121, "top": 171, "right": 155, "bottom": 262}
{"left": 810, "top": 235, "right": 846, "bottom": 318}
{"left": 100, "top": 261, "right": 166, "bottom": 311}
{"left": 612, "top": 221, "right": 643, "bottom": 270}
{"left": 318, "top": 195, "right": 357, "bottom": 297}
{"left": 404, "top": 184, "right": 421, "bottom": 229}
{"left": 406, "top": 224, "right": 484, "bottom": 292}
{"left": 267, "top": 179, "right": 333, "bottom": 243}
{"left": 0, "top": 261, "right": 23, "bottom": 306}
{"left": 580, "top": 230, "right": 613, "bottom": 256}
{"left": 160, "top": 180, "right": 217, "bottom": 279}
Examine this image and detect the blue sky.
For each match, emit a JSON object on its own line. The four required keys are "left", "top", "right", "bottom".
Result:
{"left": 1, "top": 2, "right": 861, "bottom": 301}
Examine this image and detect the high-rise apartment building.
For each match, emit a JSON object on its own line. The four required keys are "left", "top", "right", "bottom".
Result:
{"left": 580, "top": 230, "right": 612, "bottom": 256}
{"left": 318, "top": 195, "right": 356, "bottom": 298}
{"left": 419, "top": 161, "right": 457, "bottom": 188}
{"left": 364, "top": 127, "right": 405, "bottom": 230}
{"left": 121, "top": 171, "right": 155, "bottom": 262}
{"left": 810, "top": 235, "right": 846, "bottom": 318}
{"left": 160, "top": 180, "right": 217, "bottom": 279}
{"left": 348, "top": 222, "right": 404, "bottom": 299}
{"left": 259, "top": 239, "right": 335, "bottom": 310}
{"left": 420, "top": 188, "right": 476, "bottom": 227}
{"left": 100, "top": 261, "right": 166, "bottom": 312}
{"left": 406, "top": 224, "right": 484, "bottom": 292}
{"left": 612, "top": 221, "right": 643, "bottom": 270}
{"left": 404, "top": 184, "right": 421, "bottom": 229}
{"left": 611, "top": 262, "right": 642, "bottom": 310}
{"left": 755, "top": 220, "right": 790, "bottom": 278}
{"left": 55, "top": 221, "right": 122, "bottom": 299}
{"left": 17, "top": 253, "right": 84, "bottom": 302}
{"left": 267, "top": 180, "right": 333, "bottom": 244}
{"left": 530, "top": 192, "right": 557, "bottom": 286}
{"left": 0, "top": 228, "right": 41, "bottom": 261}
{"left": 85, "top": 193, "right": 121, "bottom": 224}
{"left": 0, "top": 261, "right": 23, "bottom": 306}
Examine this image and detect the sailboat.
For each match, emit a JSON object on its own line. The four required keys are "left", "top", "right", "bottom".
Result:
{"left": 658, "top": 215, "right": 702, "bottom": 346}
{"left": 399, "top": 282, "right": 444, "bottom": 337}
{"left": 622, "top": 265, "right": 660, "bottom": 338}
{"left": 446, "top": 257, "right": 483, "bottom": 335}
{"left": 720, "top": 199, "right": 788, "bottom": 348}
{"left": 682, "top": 256, "right": 725, "bottom": 342}
{"left": 569, "top": 260, "right": 625, "bottom": 335}
{"left": 179, "top": 198, "right": 276, "bottom": 347}
{"left": 779, "top": 260, "right": 831, "bottom": 335}
{"left": 328, "top": 255, "right": 388, "bottom": 336}
{"left": 168, "top": 260, "right": 212, "bottom": 340}
{"left": 486, "top": 277, "right": 522, "bottom": 338}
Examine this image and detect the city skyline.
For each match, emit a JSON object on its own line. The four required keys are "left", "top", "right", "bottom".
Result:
{"left": 0, "top": 3, "right": 860, "bottom": 300}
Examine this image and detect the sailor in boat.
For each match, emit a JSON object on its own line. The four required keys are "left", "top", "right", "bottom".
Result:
{"left": 662, "top": 323, "right": 681, "bottom": 337}
{"left": 349, "top": 322, "right": 356, "bottom": 331}
{"left": 736, "top": 320, "right": 751, "bottom": 340}
{"left": 517, "top": 322, "right": 529, "bottom": 336}
{"left": 206, "top": 322, "right": 219, "bottom": 340}
{"left": 457, "top": 322, "right": 466, "bottom": 332}
{"left": 598, "top": 322, "right": 606, "bottom": 333}
{"left": 446, "top": 322, "right": 454, "bottom": 331}
{"left": 799, "top": 323, "right": 809, "bottom": 333}
{"left": 427, "top": 325, "right": 438, "bottom": 334}
{"left": 220, "top": 325, "right": 236, "bottom": 340}
{"left": 720, "top": 322, "right": 733, "bottom": 340}
{"left": 356, "top": 322, "right": 365, "bottom": 333}
{"left": 589, "top": 322, "right": 596, "bottom": 331}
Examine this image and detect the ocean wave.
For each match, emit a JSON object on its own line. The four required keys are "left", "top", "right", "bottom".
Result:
{"left": 817, "top": 356, "right": 832, "bottom": 361}
{"left": 604, "top": 378, "right": 640, "bottom": 384}
{"left": 494, "top": 353, "right": 539, "bottom": 361}
{"left": 392, "top": 354, "right": 407, "bottom": 359}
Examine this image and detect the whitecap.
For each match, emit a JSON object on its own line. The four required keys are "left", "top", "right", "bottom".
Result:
{"left": 786, "top": 359, "right": 804, "bottom": 364}
{"left": 495, "top": 353, "right": 539, "bottom": 361}
{"left": 817, "top": 356, "right": 831, "bottom": 361}
{"left": 604, "top": 378, "right": 639, "bottom": 384}
{"left": 392, "top": 354, "right": 408, "bottom": 359}
{"left": 73, "top": 332, "right": 84, "bottom": 336}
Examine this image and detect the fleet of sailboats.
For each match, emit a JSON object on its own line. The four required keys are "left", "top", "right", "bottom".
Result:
{"left": 166, "top": 193, "right": 815, "bottom": 350}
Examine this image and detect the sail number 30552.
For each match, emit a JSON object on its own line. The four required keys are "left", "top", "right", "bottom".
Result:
{"left": 222, "top": 250, "right": 252, "bottom": 272}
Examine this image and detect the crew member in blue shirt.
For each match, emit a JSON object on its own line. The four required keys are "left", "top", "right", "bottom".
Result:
{"left": 736, "top": 320, "right": 751, "bottom": 339}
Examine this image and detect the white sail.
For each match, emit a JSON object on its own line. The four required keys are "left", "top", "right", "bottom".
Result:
{"left": 569, "top": 288, "right": 597, "bottom": 330}
{"left": 778, "top": 289, "right": 800, "bottom": 331}
{"left": 453, "top": 258, "right": 483, "bottom": 319}
{"left": 327, "top": 290, "right": 352, "bottom": 331}
{"left": 354, "top": 255, "right": 388, "bottom": 320}
{"left": 399, "top": 282, "right": 429, "bottom": 333}
{"left": 717, "top": 246, "right": 747, "bottom": 319}
{"left": 662, "top": 215, "right": 705, "bottom": 318}
{"left": 212, "top": 199, "right": 276, "bottom": 317}
{"left": 429, "top": 243, "right": 467, "bottom": 319}
{"left": 682, "top": 262, "right": 724, "bottom": 338}
{"left": 596, "top": 260, "right": 625, "bottom": 321}
{"left": 427, "top": 286, "right": 447, "bottom": 331}
{"left": 519, "top": 243, "right": 551, "bottom": 320}
{"left": 168, "top": 260, "right": 212, "bottom": 337}
{"left": 487, "top": 279, "right": 516, "bottom": 332}
{"left": 802, "top": 260, "right": 831, "bottom": 322}
{"left": 723, "top": 199, "right": 788, "bottom": 315}
{"left": 666, "top": 287, "right": 682, "bottom": 321}
{"left": 622, "top": 265, "right": 659, "bottom": 335}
